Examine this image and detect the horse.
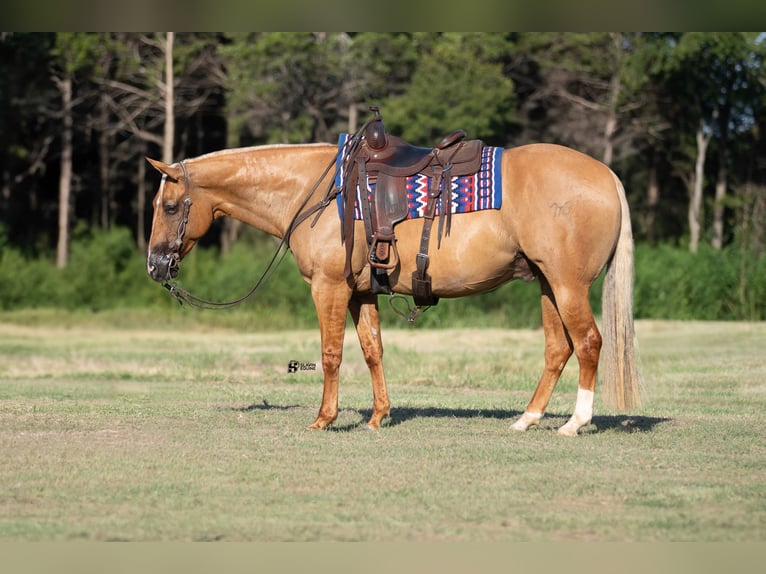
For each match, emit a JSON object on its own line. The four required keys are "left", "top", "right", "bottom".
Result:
{"left": 145, "top": 138, "right": 641, "bottom": 436}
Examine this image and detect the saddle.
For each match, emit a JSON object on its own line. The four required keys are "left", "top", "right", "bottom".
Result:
{"left": 340, "top": 107, "right": 486, "bottom": 306}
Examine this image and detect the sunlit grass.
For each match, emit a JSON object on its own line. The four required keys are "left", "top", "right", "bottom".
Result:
{"left": 1, "top": 317, "right": 765, "bottom": 541}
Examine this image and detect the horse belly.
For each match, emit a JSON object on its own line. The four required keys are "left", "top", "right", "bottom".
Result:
{"left": 386, "top": 211, "right": 525, "bottom": 298}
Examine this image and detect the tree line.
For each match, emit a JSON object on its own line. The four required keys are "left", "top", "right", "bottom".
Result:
{"left": 2, "top": 32, "right": 766, "bottom": 270}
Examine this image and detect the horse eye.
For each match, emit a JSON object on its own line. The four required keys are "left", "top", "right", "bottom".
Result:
{"left": 164, "top": 202, "right": 178, "bottom": 215}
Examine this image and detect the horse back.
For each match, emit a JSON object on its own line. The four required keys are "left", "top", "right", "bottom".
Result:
{"left": 291, "top": 142, "right": 623, "bottom": 298}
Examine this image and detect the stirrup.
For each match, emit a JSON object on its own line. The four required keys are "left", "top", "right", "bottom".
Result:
{"left": 369, "top": 237, "right": 400, "bottom": 270}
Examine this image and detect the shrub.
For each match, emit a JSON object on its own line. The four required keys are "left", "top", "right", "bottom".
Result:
{"left": 2, "top": 227, "right": 765, "bottom": 326}
{"left": 634, "top": 243, "right": 766, "bottom": 321}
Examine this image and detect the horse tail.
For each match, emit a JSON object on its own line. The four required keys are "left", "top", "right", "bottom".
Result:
{"left": 600, "top": 171, "right": 643, "bottom": 410}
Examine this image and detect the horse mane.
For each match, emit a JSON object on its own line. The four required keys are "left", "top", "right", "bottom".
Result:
{"left": 190, "top": 142, "right": 333, "bottom": 163}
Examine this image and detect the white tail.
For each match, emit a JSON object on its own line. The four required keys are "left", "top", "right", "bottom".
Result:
{"left": 600, "top": 172, "right": 643, "bottom": 410}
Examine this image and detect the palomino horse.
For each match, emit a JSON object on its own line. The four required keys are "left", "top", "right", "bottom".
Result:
{"left": 146, "top": 140, "right": 641, "bottom": 436}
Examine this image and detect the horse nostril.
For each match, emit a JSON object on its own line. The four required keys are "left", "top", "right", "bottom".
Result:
{"left": 147, "top": 250, "right": 180, "bottom": 282}
{"left": 147, "top": 253, "right": 167, "bottom": 282}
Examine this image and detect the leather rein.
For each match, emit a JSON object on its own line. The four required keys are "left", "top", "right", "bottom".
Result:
{"left": 160, "top": 116, "right": 427, "bottom": 321}
{"left": 161, "top": 144, "right": 346, "bottom": 310}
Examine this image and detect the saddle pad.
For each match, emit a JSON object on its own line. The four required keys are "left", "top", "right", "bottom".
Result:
{"left": 335, "top": 133, "right": 503, "bottom": 221}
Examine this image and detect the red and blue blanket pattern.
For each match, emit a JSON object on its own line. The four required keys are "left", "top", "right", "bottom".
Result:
{"left": 335, "top": 133, "right": 503, "bottom": 221}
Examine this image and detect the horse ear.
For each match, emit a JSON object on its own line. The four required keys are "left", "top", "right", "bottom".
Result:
{"left": 146, "top": 157, "right": 184, "bottom": 180}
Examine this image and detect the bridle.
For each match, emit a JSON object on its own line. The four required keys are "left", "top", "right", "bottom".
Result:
{"left": 165, "top": 161, "right": 193, "bottom": 280}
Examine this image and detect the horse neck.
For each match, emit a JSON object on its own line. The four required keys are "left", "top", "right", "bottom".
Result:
{"left": 190, "top": 144, "right": 337, "bottom": 238}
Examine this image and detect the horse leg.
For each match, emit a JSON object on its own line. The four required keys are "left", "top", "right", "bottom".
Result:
{"left": 307, "top": 280, "right": 352, "bottom": 430}
{"left": 349, "top": 293, "right": 390, "bottom": 430}
{"left": 511, "top": 276, "right": 573, "bottom": 431}
{"left": 551, "top": 285, "right": 602, "bottom": 437}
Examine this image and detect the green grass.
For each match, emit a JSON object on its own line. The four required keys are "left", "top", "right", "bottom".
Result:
{"left": 0, "top": 317, "right": 765, "bottom": 541}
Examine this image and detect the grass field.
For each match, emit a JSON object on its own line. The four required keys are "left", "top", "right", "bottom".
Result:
{"left": 0, "top": 313, "right": 764, "bottom": 541}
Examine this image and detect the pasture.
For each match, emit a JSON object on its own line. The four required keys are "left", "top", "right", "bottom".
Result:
{"left": 0, "top": 314, "right": 764, "bottom": 541}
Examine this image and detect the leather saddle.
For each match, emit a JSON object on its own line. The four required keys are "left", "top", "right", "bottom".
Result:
{"left": 340, "top": 107, "right": 486, "bottom": 306}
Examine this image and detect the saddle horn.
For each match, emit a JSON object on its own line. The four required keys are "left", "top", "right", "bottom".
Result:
{"left": 365, "top": 106, "right": 387, "bottom": 151}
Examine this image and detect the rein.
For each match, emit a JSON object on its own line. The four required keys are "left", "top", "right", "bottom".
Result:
{"left": 160, "top": 115, "right": 430, "bottom": 322}
{"left": 162, "top": 150, "right": 342, "bottom": 310}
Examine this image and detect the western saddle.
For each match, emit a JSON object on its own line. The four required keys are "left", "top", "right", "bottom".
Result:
{"left": 339, "top": 107, "right": 486, "bottom": 306}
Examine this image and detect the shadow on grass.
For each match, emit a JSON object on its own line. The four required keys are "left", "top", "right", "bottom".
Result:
{"left": 231, "top": 400, "right": 670, "bottom": 434}
{"left": 383, "top": 406, "right": 523, "bottom": 429}
{"left": 589, "top": 414, "right": 671, "bottom": 433}
{"left": 381, "top": 408, "right": 669, "bottom": 434}
{"left": 233, "top": 399, "right": 303, "bottom": 412}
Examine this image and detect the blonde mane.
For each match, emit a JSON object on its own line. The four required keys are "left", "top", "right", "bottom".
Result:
{"left": 189, "top": 142, "right": 334, "bottom": 163}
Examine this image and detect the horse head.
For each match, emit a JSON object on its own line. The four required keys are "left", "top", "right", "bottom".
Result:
{"left": 145, "top": 158, "right": 213, "bottom": 283}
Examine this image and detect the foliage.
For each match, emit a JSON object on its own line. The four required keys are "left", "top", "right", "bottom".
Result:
{"left": 347, "top": 32, "right": 420, "bottom": 102}
{"left": 382, "top": 33, "right": 517, "bottom": 144}
{"left": 4, "top": 32, "right": 766, "bottom": 256}
{"left": 2, "top": 226, "right": 765, "bottom": 325}
{"left": 634, "top": 243, "right": 766, "bottom": 321}
{"left": 50, "top": 32, "right": 103, "bottom": 77}
{"left": 0, "top": 226, "right": 159, "bottom": 312}
{"left": 2, "top": 32, "right": 766, "bottom": 320}
{"left": 220, "top": 32, "right": 354, "bottom": 144}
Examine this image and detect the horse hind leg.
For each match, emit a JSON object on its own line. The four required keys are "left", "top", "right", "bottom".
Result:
{"left": 511, "top": 276, "right": 574, "bottom": 431}
{"left": 349, "top": 294, "right": 390, "bottom": 430}
{"left": 551, "top": 285, "right": 602, "bottom": 437}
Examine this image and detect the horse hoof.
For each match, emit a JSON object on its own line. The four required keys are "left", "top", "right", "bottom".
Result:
{"left": 557, "top": 425, "right": 579, "bottom": 437}
{"left": 510, "top": 412, "right": 542, "bottom": 432}
{"left": 365, "top": 417, "right": 386, "bottom": 430}
{"left": 307, "top": 419, "right": 332, "bottom": 430}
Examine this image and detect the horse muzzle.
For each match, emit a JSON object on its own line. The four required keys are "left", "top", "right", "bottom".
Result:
{"left": 147, "top": 249, "right": 180, "bottom": 282}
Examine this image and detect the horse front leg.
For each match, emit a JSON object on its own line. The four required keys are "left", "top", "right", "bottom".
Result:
{"left": 349, "top": 293, "right": 390, "bottom": 430}
{"left": 307, "top": 279, "right": 352, "bottom": 430}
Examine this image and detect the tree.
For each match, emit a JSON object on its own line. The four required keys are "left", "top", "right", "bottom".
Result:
{"left": 2, "top": 32, "right": 766, "bottom": 265}
{"left": 95, "top": 33, "right": 225, "bottom": 248}
{"left": 163, "top": 32, "right": 175, "bottom": 164}
{"left": 345, "top": 32, "right": 421, "bottom": 130}
{"left": 381, "top": 33, "right": 517, "bottom": 145}
{"left": 220, "top": 32, "right": 354, "bottom": 145}
{"left": 515, "top": 32, "right": 647, "bottom": 165}
{"left": 0, "top": 33, "right": 57, "bottom": 248}
{"left": 651, "top": 33, "right": 765, "bottom": 252}
{"left": 50, "top": 33, "right": 103, "bottom": 267}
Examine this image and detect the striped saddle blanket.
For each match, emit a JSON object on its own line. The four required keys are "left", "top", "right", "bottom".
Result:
{"left": 334, "top": 133, "right": 504, "bottom": 221}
